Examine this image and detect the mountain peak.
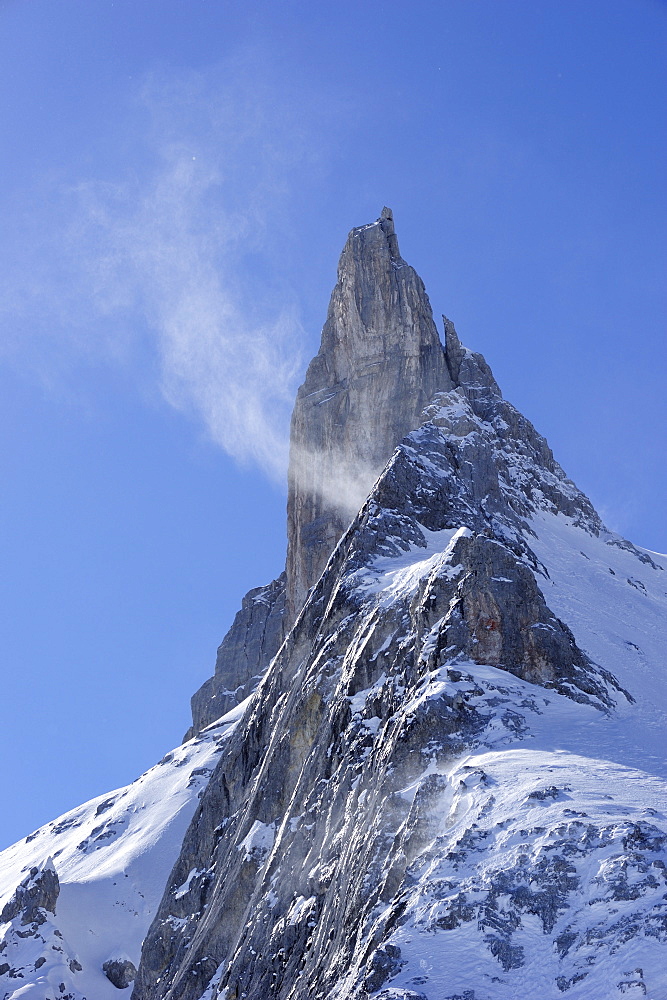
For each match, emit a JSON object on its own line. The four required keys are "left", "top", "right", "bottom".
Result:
{"left": 133, "top": 212, "right": 667, "bottom": 998}
{"left": 3, "top": 211, "right": 667, "bottom": 1000}
{"left": 286, "top": 210, "right": 452, "bottom": 620}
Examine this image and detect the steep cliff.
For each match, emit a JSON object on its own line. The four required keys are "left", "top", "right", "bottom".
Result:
{"left": 285, "top": 207, "right": 453, "bottom": 622}
{"left": 186, "top": 574, "right": 286, "bottom": 738}
{"left": 189, "top": 208, "right": 454, "bottom": 734}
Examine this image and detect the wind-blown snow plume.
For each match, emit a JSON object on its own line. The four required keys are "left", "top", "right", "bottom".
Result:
{"left": 72, "top": 142, "right": 304, "bottom": 481}
{"left": 0, "top": 54, "right": 347, "bottom": 482}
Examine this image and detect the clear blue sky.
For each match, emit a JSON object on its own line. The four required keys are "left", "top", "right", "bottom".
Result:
{"left": 0, "top": 0, "right": 665, "bottom": 850}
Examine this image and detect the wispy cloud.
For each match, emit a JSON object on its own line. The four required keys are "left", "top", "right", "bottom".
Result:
{"left": 72, "top": 139, "right": 305, "bottom": 480}
{"left": 0, "top": 51, "right": 341, "bottom": 482}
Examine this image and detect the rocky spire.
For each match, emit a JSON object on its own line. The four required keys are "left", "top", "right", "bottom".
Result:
{"left": 186, "top": 210, "right": 454, "bottom": 735}
{"left": 285, "top": 208, "right": 453, "bottom": 621}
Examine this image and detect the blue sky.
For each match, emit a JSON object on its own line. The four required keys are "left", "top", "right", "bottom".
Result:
{"left": 0, "top": 0, "right": 665, "bottom": 850}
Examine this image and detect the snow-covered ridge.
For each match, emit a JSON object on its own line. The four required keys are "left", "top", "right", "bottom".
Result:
{"left": 0, "top": 709, "right": 241, "bottom": 1000}
{"left": 353, "top": 525, "right": 469, "bottom": 605}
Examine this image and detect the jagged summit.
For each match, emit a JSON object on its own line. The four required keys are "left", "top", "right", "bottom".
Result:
{"left": 188, "top": 211, "right": 606, "bottom": 738}
{"left": 286, "top": 209, "right": 453, "bottom": 620}
{"left": 128, "top": 217, "right": 666, "bottom": 1000}
{"left": 189, "top": 210, "right": 456, "bottom": 734}
{"left": 355, "top": 205, "right": 404, "bottom": 266}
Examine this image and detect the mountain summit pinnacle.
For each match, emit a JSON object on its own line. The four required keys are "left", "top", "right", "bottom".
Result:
{"left": 285, "top": 209, "right": 453, "bottom": 620}
{"left": 186, "top": 209, "right": 607, "bottom": 739}
{"left": 131, "top": 216, "right": 666, "bottom": 1000}
{"left": 189, "top": 209, "right": 453, "bottom": 735}
{"left": 378, "top": 205, "right": 402, "bottom": 260}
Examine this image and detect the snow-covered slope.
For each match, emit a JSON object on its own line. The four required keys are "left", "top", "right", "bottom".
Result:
{"left": 0, "top": 710, "right": 241, "bottom": 1000}
{"left": 326, "top": 510, "right": 667, "bottom": 1000}
{"left": 363, "top": 745, "right": 667, "bottom": 1000}
{"left": 529, "top": 510, "right": 667, "bottom": 771}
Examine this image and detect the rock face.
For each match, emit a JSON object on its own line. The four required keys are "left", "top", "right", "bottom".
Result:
{"left": 189, "top": 208, "right": 454, "bottom": 735}
{"left": 0, "top": 860, "right": 83, "bottom": 995}
{"left": 0, "top": 860, "right": 59, "bottom": 927}
{"left": 186, "top": 573, "right": 286, "bottom": 738}
{"left": 130, "top": 214, "right": 667, "bottom": 1000}
{"left": 103, "top": 958, "right": 138, "bottom": 990}
{"left": 285, "top": 207, "right": 453, "bottom": 622}
{"left": 189, "top": 207, "right": 641, "bottom": 741}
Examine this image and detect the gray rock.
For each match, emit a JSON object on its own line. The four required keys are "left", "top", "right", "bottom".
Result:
{"left": 286, "top": 207, "right": 453, "bottom": 622}
{"left": 0, "top": 860, "right": 59, "bottom": 926}
{"left": 186, "top": 573, "right": 285, "bottom": 738}
{"left": 187, "top": 209, "right": 619, "bottom": 739}
{"left": 188, "top": 208, "right": 455, "bottom": 736}
{"left": 104, "top": 957, "right": 138, "bottom": 989}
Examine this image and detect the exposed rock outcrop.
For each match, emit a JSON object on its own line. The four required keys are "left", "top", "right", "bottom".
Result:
{"left": 186, "top": 573, "right": 286, "bottom": 738}
{"left": 192, "top": 210, "right": 599, "bottom": 741}
{"left": 285, "top": 207, "right": 453, "bottom": 622}
{"left": 0, "top": 859, "right": 59, "bottom": 926}
{"left": 189, "top": 208, "right": 455, "bottom": 736}
{"left": 0, "top": 859, "right": 84, "bottom": 996}
{"left": 103, "top": 958, "right": 138, "bottom": 990}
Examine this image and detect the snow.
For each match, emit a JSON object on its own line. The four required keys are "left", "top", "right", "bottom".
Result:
{"left": 238, "top": 820, "right": 275, "bottom": 861}
{"left": 528, "top": 510, "right": 667, "bottom": 776}
{"left": 355, "top": 525, "right": 469, "bottom": 605}
{"left": 286, "top": 894, "right": 317, "bottom": 927}
{"left": 378, "top": 747, "right": 667, "bottom": 1000}
{"left": 0, "top": 708, "right": 240, "bottom": 1000}
{"left": 196, "top": 963, "right": 225, "bottom": 1000}
{"left": 173, "top": 867, "right": 205, "bottom": 900}
{"left": 3, "top": 438, "right": 667, "bottom": 998}
{"left": 340, "top": 506, "right": 667, "bottom": 1000}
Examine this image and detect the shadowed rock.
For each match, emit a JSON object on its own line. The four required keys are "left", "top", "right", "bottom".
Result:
{"left": 104, "top": 957, "right": 138, "bottom": 989}
{"left": 186, "top": 573, "right": 286, "bottom": 738}
{"left": 1, "top": 860, "right": 59, "bottom": 927}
